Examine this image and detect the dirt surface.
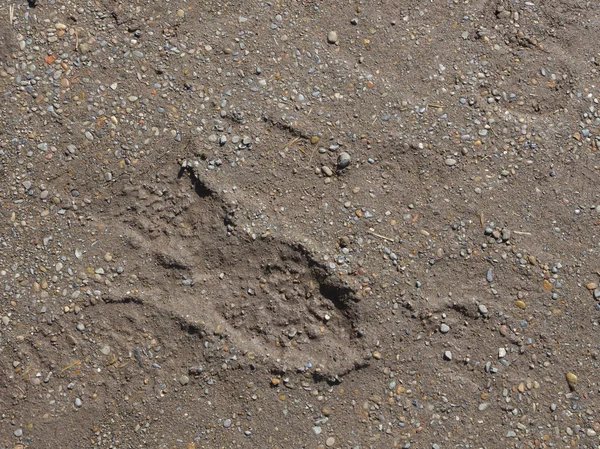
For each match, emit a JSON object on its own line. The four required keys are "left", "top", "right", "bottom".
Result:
{"left": 1, "top": 0, "right": 600, "bottom": 447}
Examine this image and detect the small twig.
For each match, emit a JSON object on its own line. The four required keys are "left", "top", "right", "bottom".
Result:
{"left": 512, "top": 231, "right": 532, "bottom": 236}
{"left": 60, "top": 360, "right": 82, "bottom": 374}
{"left": 367, "top": 230, "right": 395, "bottom": 242}
{"left": 308, "top": 145, "right": 318, "bottom": 164}
{"left": 9, "top": 4, "right": 14, "bottom": 25}
{"left": 75, "top": 28, "right": 79, "bottom": 52}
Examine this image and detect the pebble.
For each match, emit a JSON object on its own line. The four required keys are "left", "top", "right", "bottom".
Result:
{"left": 76, "top": 323, "right": 85, "bottom": 331}
{"left": 337, "top": 152, "right": 351, "bottom": 169}
{"left": 440, "top": 324, "right": 450, "bottom": 334}
{"left": 566, "top": 372, "right": 578, "bottom": 389}
{"left": 326, "top": 437, "right": 336, "bottom": 447}
{"left": 179, "top": 375, "right": 190, "bottom": 386}
{"left": 498, "top": 348, "right": 506, "bottom": 358}
{"left": 14, "top": 428, "right": 23, "bottom": 437}
{"left": 322, "top": 166, "right": 333, "bottom": 177}
{"left": 223, "top": 419, "right": 232, "bottom": 428}
{"left": 486, "top": 268, "right": 493, "bottom": 283}
{"left": 327, "top": 31, "right": 339, "bottom": 44}
{"left": 478, "top": 304, "right": 488, "bottom": 315}
{"left": 445, "top": 158, "right": 457, "bottom": 166}
{"left": 74, "top": 398, "right": 82, "bottom": 407}
{"left": 443, "top": 351, "right": 453, "bottom": 361}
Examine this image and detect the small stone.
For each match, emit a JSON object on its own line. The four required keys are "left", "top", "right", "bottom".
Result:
{"left": 478, "top": 304, "right": 488, "bottom": 315}
{"left": 74, "top": 398, "right": 82, "bottom": 407}
{"left": 219, "top": 135, "right": 227, "bottom": 146}
{"left": 223, "top": 419, "right": 232, "bottom": 428}
{"left": 100, "top": 345, "right": 111, "bottom": 355}
{"left": 372, "top": 350, "right": 382, "bottom": 360}
{"left": 337, "top": 152, "right": 351, "bottom": 169}
{"left": 326, "top": 437, "right": 336, "bottom": 447}
{"left": 313, "top": 426, "right": 322, "bottom": 435}
{"left": 486, "top": 268, "right": 493, "bottom": 283}
{"left": 76, "top": 323, "right": 85, "bottom": 331}
{"left": 478, "top": 402, "right": 489, "bottom": 411}
{"left": 14, "top": 429, "right": 23, "bottom": 437}
{"left": 515, "top": 300, "right": 526, "bottom": 310}
{"left": 566, "top": 372, "right": 577, "bottom": 389}
{"left": 440, "top": 324, "right": 450, "bottom": 334}
{"left": 445, "top": 158, "right": 457, "bottom": 166}
{"left": 498, "top": 348, "right": 507, "bottom": 358}
{"left": 327, "top": 31, "right": 339, "bottom": 44}
{"left": 443, "top": 351, "right": 453, "bottom": 361}
{"left": 179, "top": 375, "right": 190, "bottom": 386}
{"left": 311, "top": 136, "right": 320, "bottom": 144}
{"left": 586, "top": 282, "right": 597, "bottom": 291}
{"left": 322, "top": 166, "right": 333, "bottom": 177}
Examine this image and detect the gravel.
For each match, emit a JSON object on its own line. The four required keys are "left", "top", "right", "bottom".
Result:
{"left": 0, "top": 0, "right": 598, "bottom": 447}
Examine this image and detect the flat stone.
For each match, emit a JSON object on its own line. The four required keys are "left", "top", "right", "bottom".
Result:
{"left": 440, "top": 324, "right": 450, "bottom": 334}
{"left": 445, "top": 158, "right": 457, "bottom": 166}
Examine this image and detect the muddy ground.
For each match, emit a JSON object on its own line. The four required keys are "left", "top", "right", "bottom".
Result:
{"left": 1, "top": 0, "right": 600, "bottom": 447}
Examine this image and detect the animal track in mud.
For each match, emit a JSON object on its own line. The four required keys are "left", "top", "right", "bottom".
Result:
{"left": 106, "top": 162, "right": 367, "bottom": 380}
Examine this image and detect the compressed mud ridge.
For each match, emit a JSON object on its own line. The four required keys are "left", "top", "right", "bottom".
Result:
{"left": 2, "top": 0, "right": 600, "bottom": 448}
